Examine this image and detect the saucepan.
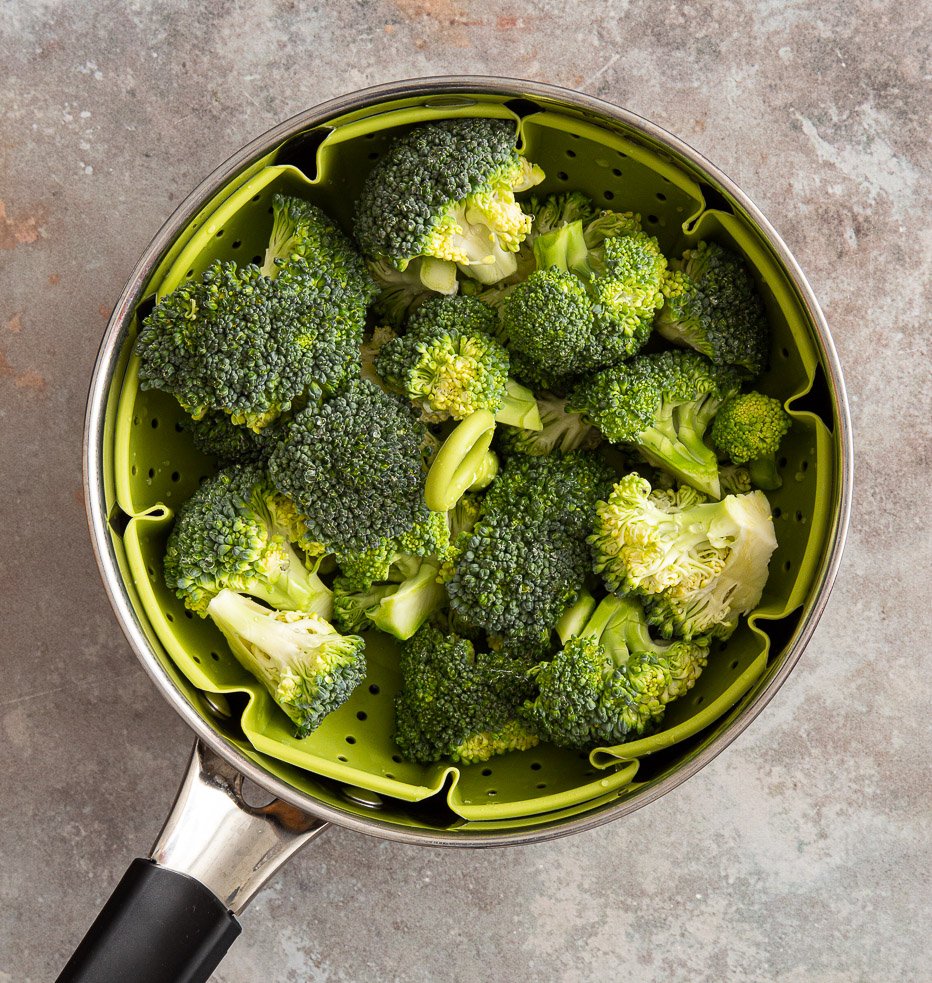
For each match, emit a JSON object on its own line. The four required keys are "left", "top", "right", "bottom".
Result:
{"left": 60, "top": 76, "right": 852, "bottom": 982}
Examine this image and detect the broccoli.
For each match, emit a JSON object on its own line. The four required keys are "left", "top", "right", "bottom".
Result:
{"left": 375, "top": 295, "right": 541, "bottom": 429}
{"left": 333, "top": 553, "right": 447, "bottom": 641}
{"left": 354, "top": 118, "right": 544, "bottom": 288}
{"left": 137, "top": 197, "right": 374, "bottom": 431}
{"left": 522, "top": 191, "right": 601, "bottom": 238}
{"left": 495, "top": 391, "right": 601, "bottom": 458}
{"left": 656, "top": 240, "right": 769, "bottom": 375}
{"left": 567, "top": 350, "right": 741, "bottom": 498}
{"left": 500, "top": 215, "right": 666, "bottom": 382}
{"left": 588, "top": 473, "right": 778, "bottom": 639}
{"left": 268, "top": 379, "right": 433, "bottom": 555}
{"left": 446, "top": 451, "right": 615, "bottom": 645}
{"left": 262, "top": 194, "right": 378, "bottom": 309}
{"left": 393, "top": 625, "right": 539, "bottom": 763}
{"left": 711, "top": 391, "right": 792, "bottom": 490}
{"left": 207, "top": 590, "right": 365, "bottom": 738}
{"left": 520, "top": 594, "right": 711, "bottom": 749}
{"left": 184, "top": 411, "right": 277, "bottom": 467}
{"left": 163, "top": 465, "right": 333, "bottom": 618}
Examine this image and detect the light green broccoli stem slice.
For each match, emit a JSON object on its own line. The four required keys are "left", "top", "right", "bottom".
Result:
{"left": 367, "top": 558, "right": 449, "bottom": 641}
{"left": 494, "top": 379, "right": 543, "bottom": 429}
{"left": 249, "top": 538, "right": 334, "bottom": 621}
{"left": 419, "top": 256, "right": 459, "bottom": 294}
{"left": 556, "top": 588, "right": 598, "bottom": 644}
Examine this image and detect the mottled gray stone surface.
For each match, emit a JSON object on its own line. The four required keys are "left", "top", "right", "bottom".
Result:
{"left": 1, "top": 2, "right": 930, "bottom": 981}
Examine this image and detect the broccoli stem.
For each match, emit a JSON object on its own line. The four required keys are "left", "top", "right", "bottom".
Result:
{"left": 636, "top": 420, "right": 722, "bottom": 500}
{"left": 368, "top": 559, "right": 448, "bottom": 640}
{"left": 467, "top": 450, "right": 500, "bottom": 491}
{"left": 557, "top": 588, "right": 598, "bottom": 643}
{"left": 494, "top": 379, "right": 544, "bottom": 430}
{"left": 419, "top": 257, "right": 458, "bottom": 294}
{"left": 748, "top": 454, "right": 782, "bottom": 490}
{"left": 532, "top": 221, "right": 590, "bottom": 275}
{"left": 253, "top": 541, "right": 334, "bottom": 620}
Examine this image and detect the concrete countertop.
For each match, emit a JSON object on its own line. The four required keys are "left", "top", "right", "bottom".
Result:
{"left": 1, "top": 2, "right": 929, "bottom": 980}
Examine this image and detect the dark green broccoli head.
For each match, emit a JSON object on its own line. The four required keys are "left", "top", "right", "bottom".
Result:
{"left": 393, "top": 625, "right": 539, "bottom": 763}
{"left": 163, "top": 465, "right": 332, "bottom": 617}
{"left": 262, "top": 194, "right": 377, "bottom": 310}
{"left": 354, "top": 118, "right": 544, "bottom": 285}
{"left": 447, "top": 452, "right": 615, "bottom": 644}
{"left": 520, "top": 595, "right": 710, "bottom": 750}
{"left": 656, "top": 240, "right": 769, "bottom": 375}
{"left": 136, "top": 259, "right": 363, "bottom": 431}
{"left": 523, "top": 191, "right": 601, "bottom": 238}
{"left": 710, "top": 391, "right": 791, "bottom": 490}
{"left": 207, "top": 590, "right": 365, "bottom": 738}
{"left": 502, "top": 220, "right": 665, "bottom": 381}
{"left": 268, "top": 379, "right": 431, "bottom": 554}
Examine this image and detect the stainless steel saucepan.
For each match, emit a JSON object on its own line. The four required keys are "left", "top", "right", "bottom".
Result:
{"left": 60, "top": 76, "right": 852, "bottom": 982}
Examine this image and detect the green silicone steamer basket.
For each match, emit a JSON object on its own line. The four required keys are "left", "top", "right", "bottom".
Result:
{"left": 84, "top": 79, "right": 851, "bottom": 847}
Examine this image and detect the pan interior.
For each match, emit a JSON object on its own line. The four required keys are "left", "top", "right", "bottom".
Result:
{"left": 103, "top": 93, "right": 836, "bottom": 827}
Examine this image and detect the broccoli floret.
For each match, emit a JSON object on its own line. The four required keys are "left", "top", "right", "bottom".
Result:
{"left": 501, "top": 218, "right": 667, "bottom": 381}
{"left": 163, "top": 465, "right": 333, "bottom": 618}
{"left": 262, "top": 194, "right": 378, "bottom": 309}
{"left": 207, "top": 590, "right": 365, "bottom": 738}
{"left": 268, "top": 379, "right": 434, "bottom": 555}
{"left": 496, "top": 391, "right": 601, "bottom": 458}
{"left": 656, "top": 240, "right": 769, "bottom": 375}
{"left": 711, "top": 391, "right": 792, "bottom": 490}
{"left": 447, "top": 452, "right": 615, "bottom": 645}
{"left": 393, "top": 625, "right": 539, "bottom": 764}
{"left": 333, "top": 552, "right": 447, "bottom": 641}
{"left": 567, "top": 350, "right": 741, "bottom": 498}
{"left": 184, "top": 411, "right": 277, "bottom": 467}
{"left": 520, "top": 594, "right": 711, "bottom": 749}
{"left": 137, "top": 198, "right": 373, "bottom": 431}
{"left": 588, "top": 473, "right": 778, "bottom": 639}
{"left": 354, "top": 118, "right": 544, "bottom": 287}
{"left": 375, "top": 296, "right": 541, "bottom": 430}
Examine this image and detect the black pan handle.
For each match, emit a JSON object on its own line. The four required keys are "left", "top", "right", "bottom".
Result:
{"left": 57, "top": 859, "right": 240, "bottom": 983}
{"left": 57, "top": 740, "right": 328, "bottom": 982}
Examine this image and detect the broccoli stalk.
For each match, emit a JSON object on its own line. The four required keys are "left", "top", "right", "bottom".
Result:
{"left": 333, "top": 555, "right": 448, "bottom": 641}
{"left": 207, "top": 590, "right": 366, "bottom": 738}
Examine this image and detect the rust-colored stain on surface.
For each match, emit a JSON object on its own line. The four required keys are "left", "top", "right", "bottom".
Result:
{"left": 48, "top": 273, "right": 61, "bottom": 285}
{"left": 0, "top": 349, "right": 47, "bottom": 392}
{"left": 0, "top": 200, "right": 45, "bottom": 249}
{"left": 6, "top": 313, "right": 22, "bottom": 333}
{"left": 98, "top": 303, "right": 112, "bottom": 319}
